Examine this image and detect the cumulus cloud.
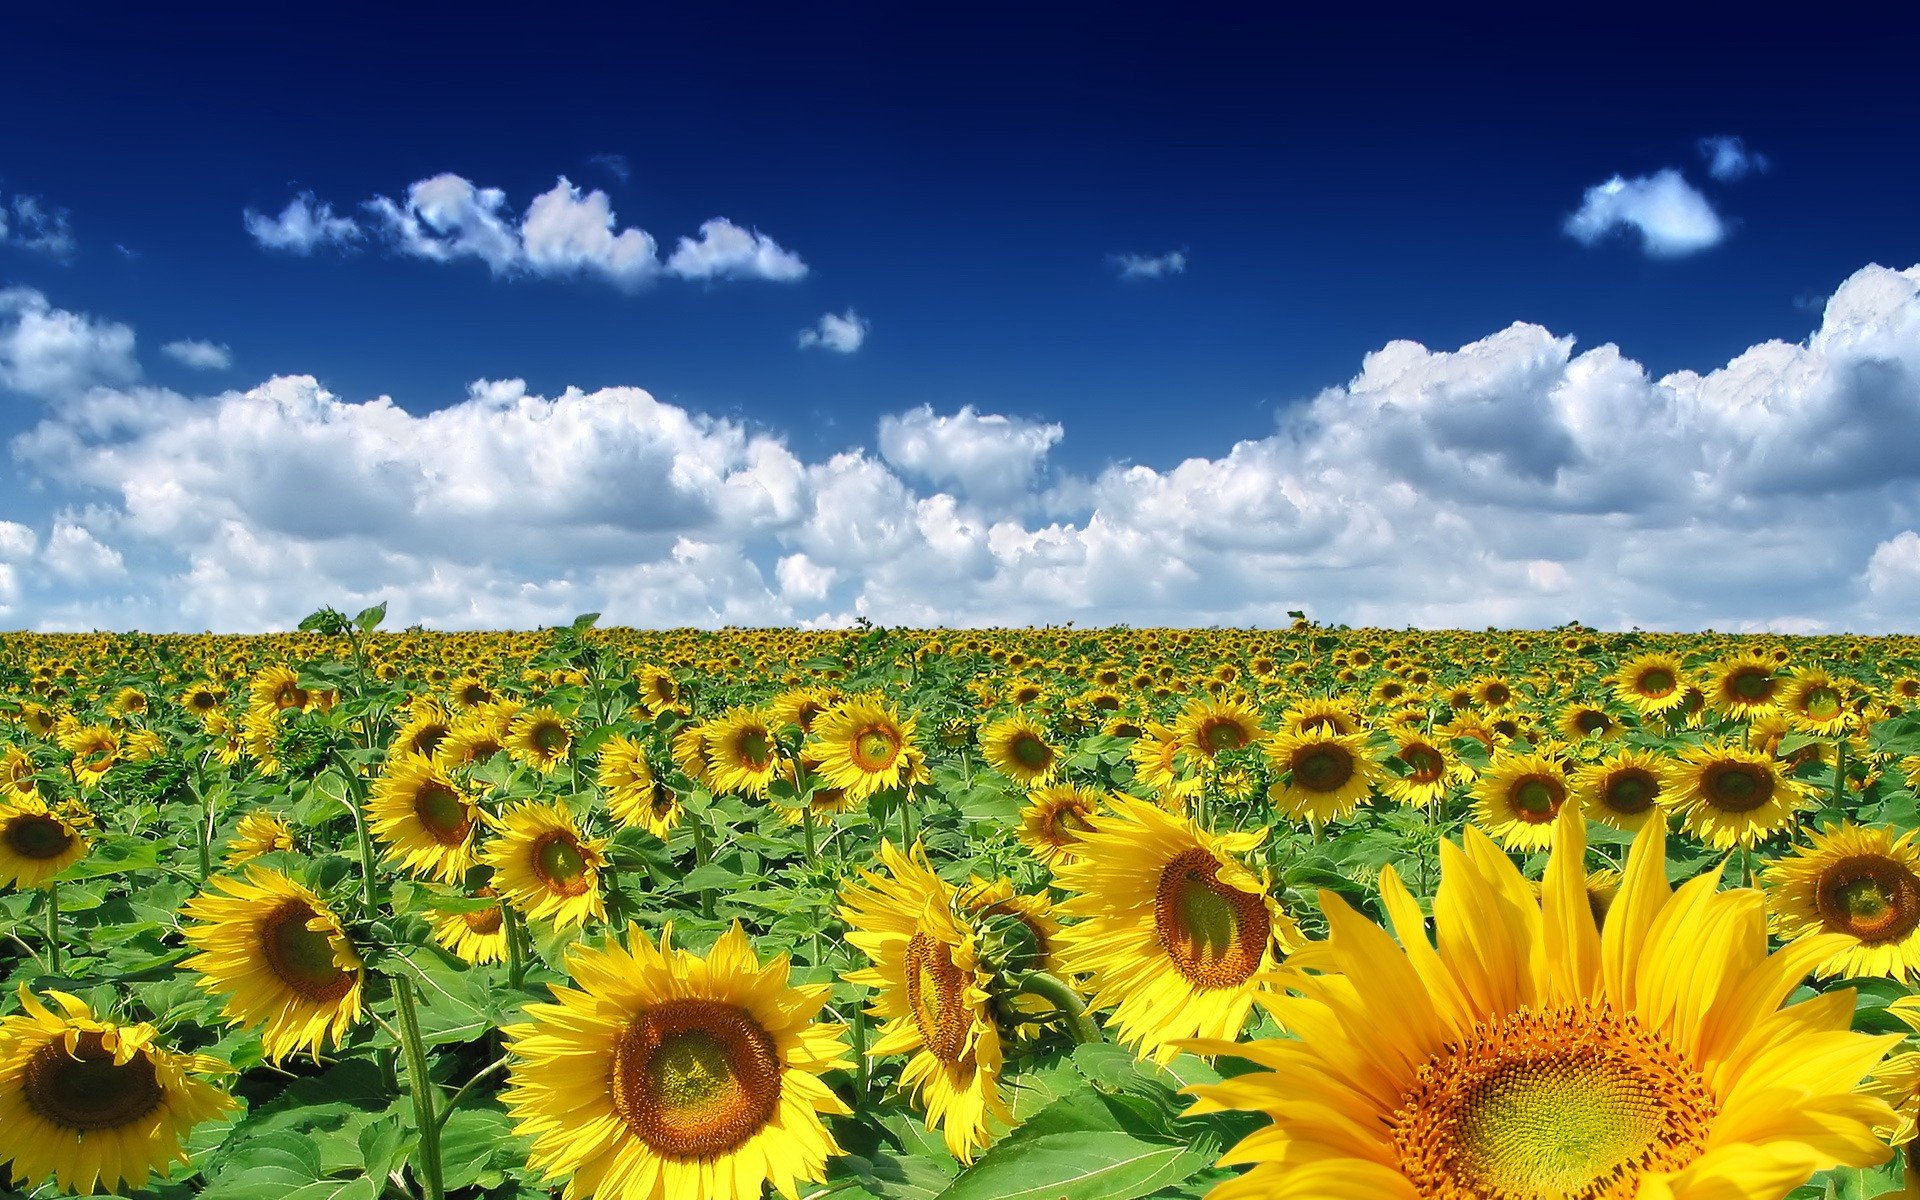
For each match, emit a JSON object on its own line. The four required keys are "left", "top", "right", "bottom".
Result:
{"left": 0, "top": 287, "right": 140, "bottom": 400}
{"left": 244, "top": 192, "right": 363, "bottom": 254}
{"left": 1111, "top": 249, "right": 1188, "bottom": 280}
{"left": 161, "top": 339, "right": 232, "bottom": 371}
{"left": 253, "top": 174, "right": 804, "bottom": 291}
{"left": 1699, "top": 135, "right": 1769, "bottom": 182}
{"left": 7, "top": 263, "right": 1920, "bottom": 632}
{"left": 1, "top": 193, "right": 76, "bottom": 258}
{"left": 1564, "top": 169, "right": 1726, "bottom": 257}
{"left": 798, "top": 309, "right": 868, "bottom": 353}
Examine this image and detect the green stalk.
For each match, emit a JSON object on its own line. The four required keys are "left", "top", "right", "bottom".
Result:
{"left": 392, "top": 974, "right": 446, "bottom": 1200}
{"left": 337, "top": 758, "right": 380, "bottom": 910}
{"left": 43, "top": 881, "right": 60, "bottom": 975}
{"left": 502, "top": 903, "right": 528, "bottom": 989}
{"left": 852, "top": 1004, "right": 869, "bottom": 1098}
{"left": 1015, "top": 971, "right": 1100, "bottom": 1044}
{"left": 692, "top": 817, "right": 717, "bottom": 919}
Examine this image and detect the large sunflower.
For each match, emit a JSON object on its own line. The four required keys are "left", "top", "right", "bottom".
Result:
{"left": 1470, "top": 750, "right": 1571, "bottom": 851}
{"left": 0, "top": 793, "right": 89, "bottom": 888}
{"left": 1612, "top": 651, "right": 1689, "bottom": 717}
{"left": 503, "top": 922, "right": 851, "bottom": 1200}
{"left": 1571, "top": 748, "right": 1673, "bottom": 834}
{"left": 1054, "top": 796, "right": 1299, "bottom": 1063}
{"left": 807, "top": 696, "right": 918, "bottom": 802}
{"left": 1781, "top": 669, "right": 1853, "bottom": 735}
{"left": 368, "top": 755, "right": 481, "bottom": 882}
{"left": 180, "top": 867, "right": 365, "bottom": 1062}
{"left": 507, "top": 707, "right": 575, "bottom": 773}
{"left": 1706, "top": 653, "right": 1781, "bottom": 718}
{"left": 1671, "top": 743, "right": 1805, "bottom": 849}
{"left": 840, "top": 841, "right": 1010, "bottom": 1162}
{"left": 1017, "top": 783, "right": 1105, "bottom": 867}
{"left": 1265, "top": 728, "right": 1382, "bottom": 826}
{"left": 1764, "top": 822, "right": 1920, "bottom": 981}
{"left": 483, "top": 801, "right": 609, "bottom": 930}
{"left": 706, "top": 706, "right": 783, "bottom": 799}
{"left": 0, "top": 987, "right": 237, "bottom": 1195}
{"left": 979, "top": 714, "right": 1059, "bottom": 787}
{"left": 1185, "top": 805, "right": 1898, "bottom": 1200}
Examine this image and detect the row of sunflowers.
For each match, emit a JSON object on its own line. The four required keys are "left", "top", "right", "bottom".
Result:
{"left": 3, "top": 609, "right": 1920, "bottom": 1199}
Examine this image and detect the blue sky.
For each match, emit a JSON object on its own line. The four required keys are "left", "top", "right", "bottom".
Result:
{"left": 2, "top": 8, "right": 1919, "bottom": 631}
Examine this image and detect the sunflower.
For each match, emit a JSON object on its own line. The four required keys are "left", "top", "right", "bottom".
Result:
{"left": 671, "top": 722, "right": 715, "bottom": 787}
{"left": 179, "top": 681, "right": 226, "bottom": 720}
{"left": 636, "top": 665, "right": 685, "bottom": 716}
{"left": 1764, "top": 823, "right": 1920, "bottom": 981}
{"left": 223, "top": 811, "right": 296, "bottom": 865}
{"left": 1054, "top": 796, "right": 1299, "bottom": 1063}
{"left": 1706, "top": 653, "right": 1781, "bottom": 717}
{"left": 840, "top": 842, "right": 1010, "bottom": 1162}
{"left": 1128, "top": 724, "right": 1203, "bottom": 805}
{"left": 248, "top": 664, "right": 308, "bottom": 713}
{"left": 1557, "top": 702, "right": 1623, "bottom": 743}
{"left": 503, "top": 922, "right": 849, "bottom": 1200}
{"left": 1470, "top": 749, "right": 1571, "bottom": 851}
{"left": 771, "top": 686, "right": 837, "bottom": 734}
{"left": 1380, "top": 734, "right": 1469, "bottom": 809}
{"left": 0, "top": 987, "right": 237, "bottom": 1195}
{"left": 604, "top": 739, "right": 684, "bottom": 839}
{"left": 368, "top": 756, "right": 480, "bottom": 882}
{"left": 1274, "top": 697, "right": 1361, "bottom": 738}
{"left": 0, "top": 793, "right": 89, "bottom": 888}
{"left": 432, "top": 885, "right": 511, "bottom": 965}
{"left": 807, "top": 697, "right": 919, "bottom": 801}
{"left": 1571, "top": 748, "right": 1673, "bottom": 833}
{"left": 1781, "top": 668, "right": 1853, "bottom": 735}
{"left": 2, "top": 745, "right": 38, "bottom": 800}
{"left": 957, "top": 876, "right": 1061, "bottom": 977}
{"left": 57, "top": 722, "right": 119, "bottom": 787}
{"left": 1266, "top": 729, "right": 1382, "bottom": 826}
{"left": 1671, "top": 743, "right": 1806, "bottom": 849}
{"left": 447, "top": 673, "right": 495, "bottom": 709}
{"left": 390, "top": 700, "right": 454, "bottom": 760}
{"left": 1470, "top": 676, "right": 1520, "bottom": 711}
{"left": 1184, "top": 804, "right": 1899, "bottom": 1200}
{"left": 706, "top": 707, "right": 783, "bottom": 799}
{"left": 980, "top": 714, "right": 1059, "bottom": 787}
{"left": 1612, "top": 651, "right": 1689, "bottom": 717}
{"left": 435, "top": 714, "right": 509, "bottom": 771}
{"left": 507, "top": 707, "right": 575, "bottom": 773}
{"left": 483, "top": 801, "right": 608, "bottom": 930}
{"left": 180, "top": 867, "right": 366, "bottom": 1062}
{"left": 1017, "top": 783, "right": 1105, "bottom": 867}
{"left": 1173, "top": 696, "right": 1266, "bottom": 767}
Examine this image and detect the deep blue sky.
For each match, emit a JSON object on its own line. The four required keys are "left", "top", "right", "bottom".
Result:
{"left": 3, "top": 5, "right": 1916, "bottom": 471}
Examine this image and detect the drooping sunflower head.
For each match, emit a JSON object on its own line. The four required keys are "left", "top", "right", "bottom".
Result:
{"left": 0, "top": 793, "right": 89, "bottom": 888}
{"left": 772, "top": 686, "right": 838, "bottom": 734}
{"left": 980, "top": 713, "right": 1059, "bottom": 786}
{"left": 506, "top": 707, "right": 574, "bottom": 773}
{"left": 636, "top": 665, "right": 684, "bottom": 715}
{"left": 1765, "top": 822, "right": 1920, "bottom": 981}
{"left": 367, "top": 755, "right": 479, "bottom": 882}
{"left": 0, "top": 987, "right": 238, "bottom": 1195}
{"left": 222, "top": 811, "right": 296, "bottom": 865}
{"left": 1, "top": 745, "right": 36, "bottom": 800}
{"left": 1265, "top": 728, "right": 1382, "bottom": 826}
{"left": 180, "top": 867, "right": 365, "bottom": 1063}
{"left": 806, "top": 696, "right": 917, "bottom": 802}
{"left": 1128, "top": 723, "right": 1202, "bottom": 805}
{"left": 481, "top": 801, "right": 608, "bottom": 930}
{"left": 1016, "top": 783, "right": 1105, "bottom": 867}
{"left": 1672, "top": 742, "right": 1805, "bottom": 850}
{"left": 1571, "top": 748, "right": 1673, "bottom": 833}
{"left": 1612, "top": 651, "right": 1688, "bottom": 716}
{"left": 1172, "top": 695, "right": 1266, "bottom": 766}
{"left": 706, "top": 706, "right": 784, "bottom": 799}
{"left": 503, "top": 922, "right": 852, "bottom": 1200}
{"left": 1471, "top": 750, "right": 1571, "bottom": 850}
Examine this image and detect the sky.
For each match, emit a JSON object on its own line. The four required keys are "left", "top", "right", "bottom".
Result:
{"left": 2, "top": 7, "right": 1918, "bottom": 632}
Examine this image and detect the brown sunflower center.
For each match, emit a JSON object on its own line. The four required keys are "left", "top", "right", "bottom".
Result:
{"left": 1817, "top": 856, "right": 1920, "bottom": 944}
{"left": 1153, "top": 847, "right": 1270, "bottom": 990}
{"left": 1391, "top": 1003, "right": 1715, "bottom": 1200}
{"left": 1291, "top": 745, "right": 1354, "bottom": 793}
{"left": 1199, "top": 717, "right": 1250, "bottom": 754}
{"left": 1635, "top": 669, "right": 1676, "bottom": 698}
{"left": 460, "top": 888, "right": 505, "bottom": 935}
{"left": 610, "top": 999, "right": 782, "bottom": 1161}
{"left": 1010, "top": 732, "right": 1052, "bottom": 770}
{"left": 531, "top": 722, "right": 569, "bottom": 754}
{"left": 738, "top": 728, "right": 773, "bottom": 769}
{"left": 1701, "top": 762, "right": 1773, "bottom": 813}
{"left": 260, "top": 899, "right": 356, "bottom": 1001}
{"left": 4, "top": 812, "right": 75, "bottom": 860}
{"left": 1600, "top": 769, "right": 1658, "bottom": 816}
{"left": 1403, "top": 745, "right": 1446, "bottom": 785}
{"left": 531, "top": 832, "right": 592, "bottom": 896}
{"left": 1575, "top": 711, "right": 1612, "bottom": 735}
{"left": 1510, "top": 776, "right": 1565, "bottom": 821}
{"left": 1482, "top": 683, "right": 1512, "bottom": 706}
{"left": 1728, "top": 668, "right": 1773, "bottom": 702}
{"left": 414, "top": 781, "right": 473, "bottom": 846}
{"left": 852, "top": 726, "right": 901, "bottom": 772}
{"left": 904, "top": 931, "right": 971, "bottom": 1063}
{"left": 22, "top": 1031, "right": 165, "bottom": 1132}
{"left": 1801, "top": 685, "right": 1843, "bottom": 719}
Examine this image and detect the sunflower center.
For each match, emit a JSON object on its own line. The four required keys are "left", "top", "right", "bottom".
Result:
{"left": 532, "top": 832, "right": 592, "bottom": 896}
{"left": 1601, "top": 770, "right": 1657, "bottom": 815}
{"left": 1803, "top": 686, "right": 1842, "bottom": 719}
{"left": 1011, "top": 733, "right": 1052, "bottom": 770}
{"left": 4, "top": 812, "right": 74, "bottom": 860}
{"left": 1483, "top": 684, "right": 1512, "bottom": 705}
{"left": 414, "top": 781, "right": 472, "bottom": 845}
{"left": 1729, "top": 669, "right": 1772, "bottom": 701}
{"left": 1404, "top": 746, "right": 1446, "bottom": 785}
{"left": 611, "top": 999, "right": 782, "bottom": 1161}
{"left": 532, "top": 722, "right": 568, "bottom": 753}
{"left": 904, "top": 931, "right": 972, "bottom": 1063}
{"left": 1200, "top": 718, "right": 1249, "bottom": 753}
{"left": 1817, "top": 857, "right": 1920, "bottom": 944}
{"left": 261, "top": 899, "right": 356, "bottom": 1001}
{"left": 1153, "top": 847, "right": 1270, "bottom": 990}
{"left": 1391, "top": 1004, "right": 1715, "bottom": 1200}
{"left": 1292, "top": 746, "right": 1354, "bottom": 792}
{"left": 1702, "top": 763, "right": 1772, "bottom": 812}
{"left": 1636, "top": 669, "right": 1676, "bottom": 698}
{"left": 1575, "top": 711, "right": 1611, "bottom": 735}
{"left": 739, "top": 729, "right": 773, "bottom": 768}
{"left": 853, "top": 727, "right": 901, "bottom": 772}
{"left": 1512, "top": 777, "right": 1563, "bottom": 820}
{"left": 22, "top": 1031, "right": 165, "bottom": 1132}
{"left": 1047, "top": 801, "right": 1092, "bottom": 842}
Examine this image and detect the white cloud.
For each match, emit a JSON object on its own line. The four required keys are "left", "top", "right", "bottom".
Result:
{"left": 1564, "top": 169, "right": 1726, "bottom": 257}
{"left": 0, "top": 288, "right": 140, "bottom": 400}
{"left": 1699, "top": 135, "right": 1769, "bottom": 182}
{"left": 161, "top": 339, "right": 232, "bottom": 371}
{"left": 2, "top": 193, "right": 76, "bottom": 258}
{"left": 8, "top": 262, "right": 1920, "bottom": 632}
{"left": 1111, "top": 249, "right": 1188, "bottom": 280}
{"left": 798, "top": 309, "right": 868, "bottom": 353}
{"left": 244, "top": 192, "right": 363, "bottom": 254}
{"left": 257, "top": 174, "right": 804, "bottom": 290}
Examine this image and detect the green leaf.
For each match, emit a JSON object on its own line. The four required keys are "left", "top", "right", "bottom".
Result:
{"left": 352, "top": 601, "right": 387, "bottom": 632}
{"left": 50, "top": 835, "right": 159, "bottom": 882}
{"left": 934, "top": 1131, "right": 1208, "bottom": 1200}
{"left": 439, "top": 1104, "right": 527, "bottom": 1192}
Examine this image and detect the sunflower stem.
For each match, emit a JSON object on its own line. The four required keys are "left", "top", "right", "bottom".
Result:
{"left": 336, "top": 753, "right": 381, "bottom": 911}
{"left": 692, "top": 815, "right": 717, "bottom": 919}
{"left": 43, "top": 880, "right": 60, "bottom": 975}
{"left": 852, "top": 1003, "right": 869, "bottom": 1098}
{"left": 1015, "top": 970, "right": 1100, "bottom": 1044}
{"left": 503, "top": 902, "right": 528, "bottom": 989}
{"left": 391, "top": 974, "right": 447, "bottom": 1200}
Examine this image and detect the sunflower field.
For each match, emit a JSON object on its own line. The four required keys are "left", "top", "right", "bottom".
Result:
{"left": 5, "top": 608, "right": 1920, "bottom": 1200}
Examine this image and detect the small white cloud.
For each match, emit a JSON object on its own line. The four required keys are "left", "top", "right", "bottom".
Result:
{"left": 775, "top": 552, "right": 836, "bottom": 600}
{"left": 797, "top": 309, "right": 868, "bottom": 353}
{"left": 1111, "top": 249, "right": 1188, "bottom": 280}
{"left": 1698, "top": 136, "right": 1769, "bottom": 182}
{"left": 42, "top": 518, "right": 125, "bottom": 584}
{"left": 161, "top": 339, "right": 232, "bottom": 371}
{"left": 244, "top": 192, "right": 363, "bottom": 254}
{"left": 2, "top": 194, "right": 76, "bottom": 258}
{"left": 1564, "top": 169, "right": 1726, "bottom": 257}
{"left": 878, "top": 405, "right": 1063, "bottom": 504}
{"left": 0, "top": 287, "right": 140, "bottom": 399}
{"left": 665, "top": 218, "right": 808, "bottom": 282}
